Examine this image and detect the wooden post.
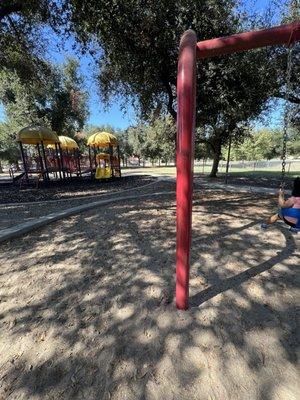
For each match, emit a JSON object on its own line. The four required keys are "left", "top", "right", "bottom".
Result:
{"left": 19, "top": 141, "right": 29, "bottom": 182}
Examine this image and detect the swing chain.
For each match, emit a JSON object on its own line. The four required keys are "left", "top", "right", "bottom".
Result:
{"left": 280, "top": 45, "right": 293, "bottom": 189}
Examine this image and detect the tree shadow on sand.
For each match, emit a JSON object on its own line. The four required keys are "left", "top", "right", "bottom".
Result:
{"left": 0, "top": 192, "right": 298, "bottom": 399}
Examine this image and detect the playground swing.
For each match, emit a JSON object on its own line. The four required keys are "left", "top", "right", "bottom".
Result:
{"left": 278, "top": 43, "right": 300, "bottom": 233}
{"left": 176, "top": 21, "right": 300, "bottom": 310}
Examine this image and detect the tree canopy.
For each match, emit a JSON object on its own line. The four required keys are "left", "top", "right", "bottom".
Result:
{"left": 0, "top": 58, "right": 89, "bottom": 164}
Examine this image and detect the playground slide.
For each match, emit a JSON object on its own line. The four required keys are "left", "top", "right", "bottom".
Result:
{"left": 95, "top": 166, "right": 112, "bottom": 179}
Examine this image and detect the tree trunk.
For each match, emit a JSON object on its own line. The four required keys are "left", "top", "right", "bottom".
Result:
{"left": 209, "top": 140, "right": 222, "bottom": 178}
{"left": 14, "top": 162, "right": 21, "bottom": 171}
{"left": 0, "top": 160, "right": 3, "bottom": 173}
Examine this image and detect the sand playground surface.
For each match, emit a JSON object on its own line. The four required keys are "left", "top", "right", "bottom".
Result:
{"left": 0, "top": 189, "right": 299, "bottom": 399}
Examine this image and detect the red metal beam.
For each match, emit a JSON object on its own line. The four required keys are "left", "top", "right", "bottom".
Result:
{"left": 197, "top": 22, "right": 300, "bottom": 59}
{"left": 176, "top": 21, "right": 300, "bottom": 310}
{"left": 176, "top": 30, "right": 197, "bottom": 310}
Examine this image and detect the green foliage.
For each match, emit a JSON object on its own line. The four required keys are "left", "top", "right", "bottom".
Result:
{"left": 222, "top": 127, "right": 299, "bottom": 161}
{"left": 63, "top": 0, "right": 291, "bottom": 176}
{"left": 124, "top": 116, "right": 176, "bottom": 163}
{"left": 0, "top": 1, "right": 63, "bottom": 82}
{"left": 0, "top": 59, "right": 89, "bottom": 135}
{"left": 0, "top": 122, "right": 20, "bottom": 165}
{"left": 0, "top": 59, "right": 89, "bottom": 163}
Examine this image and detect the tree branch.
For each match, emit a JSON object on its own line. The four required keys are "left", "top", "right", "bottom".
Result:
{"left": 0, "top": 1, "right": 24, "bottom": 20}
{"left": 274, "top": 92, "right": 300, "bottom": 104}
{"left": 162, "top": 78, "right": 177, "bottom": 121}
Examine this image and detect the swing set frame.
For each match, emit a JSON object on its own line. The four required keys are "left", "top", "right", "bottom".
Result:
{"left": 176, "top": 21, "right": 300, "bottom": 310}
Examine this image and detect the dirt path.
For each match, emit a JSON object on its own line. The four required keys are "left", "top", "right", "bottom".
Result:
{"left": 0, "top": 191, "right": 299, "bottom": 399}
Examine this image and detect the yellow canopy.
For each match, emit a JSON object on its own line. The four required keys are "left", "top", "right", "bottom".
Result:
{"left": 18, "top": 125, "right": 59, "bottom": 145}
{"left": 96, "top": 152, "right": 110, "bottom": 161}
{"left": 87, "top": 131, "right": 118, "bottom": 148}
{"left": 48, "top": 135, "right": 79, "bottom": 150}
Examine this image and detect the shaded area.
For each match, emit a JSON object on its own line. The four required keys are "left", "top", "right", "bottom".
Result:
{"left": 0, "top": 175, "right": 155, "bottom": 204}
{"left": 0, "top": 191, "right": 299, "bottom": 399}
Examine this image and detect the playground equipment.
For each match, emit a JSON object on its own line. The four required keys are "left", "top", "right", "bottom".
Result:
{"left": 87, "top": 131, "right": 121, "bottom": 179}
{"left": 48, "top": 135, "right": 81, "bottom": 178}
{"left": 17, "top": 125, "right": 61, "bottom": 182}
{"left": 95, "top": 153, "right": 112, "bottom": 179}
{"left": 176, "top": 22, "right": 300, "bottom": 310}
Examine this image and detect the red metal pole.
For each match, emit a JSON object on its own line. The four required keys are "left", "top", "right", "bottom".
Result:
{"left": 197, "top": 22, "right": 300, "bottom": 59}
{"left": 176, "top": 21, "right": 300, "bottom": 310}
{"left": 176, "top": 30, "right": 197, "bottom": 310}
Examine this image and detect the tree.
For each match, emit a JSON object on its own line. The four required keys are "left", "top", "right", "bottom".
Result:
{"left": 0, "top": 1, "right": 63, "bottom": 82}
{"left": 0, "top": 122, "right": 21, "bottom": 168}
{"left": 0, "top": 58, "right": 89, "bottom": 164}
{"left": 0, "top": 59, "right": 89, "bottom": 135}
{"left": 62, "top": 0, "right": 291, "bottom": 176}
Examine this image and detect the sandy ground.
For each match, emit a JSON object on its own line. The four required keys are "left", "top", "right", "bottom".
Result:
{"left": 0, "top": 190, "right": 299, "bottom": 400}
{"left": 0, "top": 178, "right": 173, "bottom": 231}
{"left": 0, "top": 176, "right": 155, "bottom": 204}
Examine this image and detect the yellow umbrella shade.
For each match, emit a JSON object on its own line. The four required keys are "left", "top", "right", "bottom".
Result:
{"left": 48, "top": 136, "right": 79, "bottom": 150}
{"left": 87, "top": 131, "right": 118, "bottom": 148}
{"left": 18, "top": 125, "right": 59, "bottom": 145}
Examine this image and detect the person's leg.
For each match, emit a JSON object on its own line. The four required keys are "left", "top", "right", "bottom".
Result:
{"left": 261, "top": 213, "right": 281, "bottom": 229}
{"left": 265, "top": 213, "right": 280, "bottom": 225}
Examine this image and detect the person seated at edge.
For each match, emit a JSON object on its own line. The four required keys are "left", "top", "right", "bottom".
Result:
{"left": 262, "top": 177, "right": 300, "bottom": 229}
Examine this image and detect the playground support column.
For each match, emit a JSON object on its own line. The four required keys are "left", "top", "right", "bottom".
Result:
{"left": 40, "top": 141, "right": 49, "bottom": 181}
{"left": 36, "top": 143, "right": 45, "bottom": 180}
{"left": 109, "top": 145, "right": 114, "bottom": 178}
{"left": 88, "top": 146, "right": 93, "bottom": 178}
{"left": 19, "top": 141, "right": 29, "bottom": 182}
{"left": 58, "top": 143, "right": 66, "bottom": 180}
{"left": 76, "top": 149, "right": 82, "bottom": 177}
{"left": 54, "top": 143, "right": 62, "bottom": 180}
{"left": 117, "top": 145, "right": 122, "bottom": 178}
{"left": 176, "top": 29, "right": 197, "bottom": 310}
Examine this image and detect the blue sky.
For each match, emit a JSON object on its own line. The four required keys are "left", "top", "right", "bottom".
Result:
{"left": 0, "top": 0, "right": 286, "bottom": 130}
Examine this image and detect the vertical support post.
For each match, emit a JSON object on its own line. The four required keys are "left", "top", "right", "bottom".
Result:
{"left": 55, "top": 143, "right": 62, "bottom": 180}
{"left": 109, "top": 145, "right": 114, "bottom": 178}
{"left": 225, "top": 134, "right": 232, "bottom": 185}
{"left": 19, "top": 141, "right": 29, "bottom": 182}
{"left": 88, "top": 146, "right": 93, "bottom": 178}
{"left": 93, "top": 147, "right": 97, "bottom": 172}
{"left": 117, "top": 145, "right": 122, "bottom": 178}
{"left": 59, "top": 144, "right": 66, "bottom": 180}
{"left": 75, "top": 149, "right": 81, "bottom": 177}
{"left": 40, "top": 141, "right": 49, "bottom": 181}
{"left": 176, "top": 30, "right": 197, "bottom": 310}
{"left": 66, "top": 149, "right": 71, "bottom": 177}
{"left": 36, "top": 143, "right": 44, "bottom": 180}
